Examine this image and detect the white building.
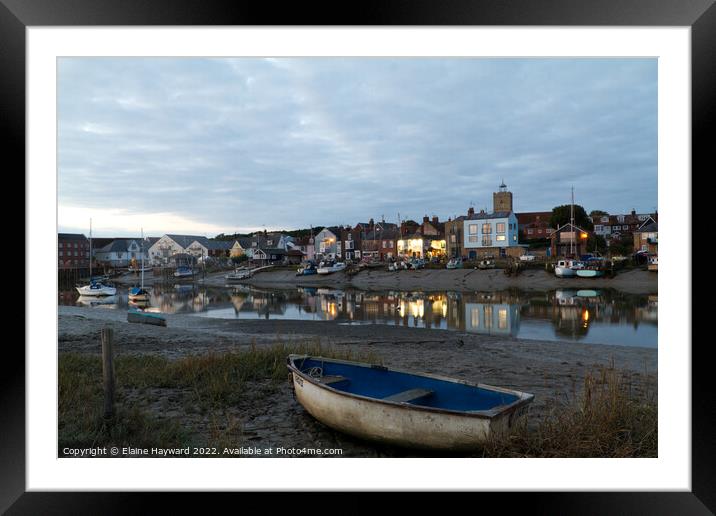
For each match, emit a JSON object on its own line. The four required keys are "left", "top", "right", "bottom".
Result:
{"left": 462, "top": 211, "right": 520, "bottom": 258}
{"left": 94, "top": 238, "right": 144, "bottom": 267}
{"left": 148, "top": 234, "right": 207, "bottom": 265}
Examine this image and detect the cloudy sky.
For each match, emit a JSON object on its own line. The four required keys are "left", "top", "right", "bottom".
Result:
{"left": 58, "top": 58, "right": 657, "bottom": 238}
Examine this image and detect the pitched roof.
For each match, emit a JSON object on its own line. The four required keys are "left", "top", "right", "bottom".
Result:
{"left": 98, "top": 238, "right": 138, "bottom": 253}
{"left": 165, "top": 234, "right": 209, "bottom": 248}
{"left": 58, "top": 233, "right": 88, "bottom": 241}
{"left": 204, "top": 240, "right": 233, "bottom": 251}
{"left": 636, "top": 221, "right": 658, "bottom": 233}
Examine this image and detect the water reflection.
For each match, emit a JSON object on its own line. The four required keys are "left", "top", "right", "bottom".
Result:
{"left": 59, "top": 285, "right": 657, "bottom": 347}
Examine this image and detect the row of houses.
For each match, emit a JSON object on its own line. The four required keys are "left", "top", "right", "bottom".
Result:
{"left": 58, "top": 182, "right": 658, "bottom": 269}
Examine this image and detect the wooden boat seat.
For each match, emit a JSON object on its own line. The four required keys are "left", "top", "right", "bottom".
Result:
{"left": 318, "top": 375, "right": 349, "bottom": 385}
{"left": 383, "top": 388, "right": 434, "bottom": 403}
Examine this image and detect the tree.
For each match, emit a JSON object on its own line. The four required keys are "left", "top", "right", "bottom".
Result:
{"left": 589, "top": 210, "right": 609, "bottom": 218}
{"left": 550, "top": 204, "right": 593, "bottom": 230}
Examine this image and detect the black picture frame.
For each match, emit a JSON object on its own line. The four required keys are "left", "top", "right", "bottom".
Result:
{"left": 5, "top": 0, "right": 711, "bottom": 511}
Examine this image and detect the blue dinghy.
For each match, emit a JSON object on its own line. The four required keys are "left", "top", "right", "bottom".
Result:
{"left": 287, "top": 355, "right": 534, "bottom": 450}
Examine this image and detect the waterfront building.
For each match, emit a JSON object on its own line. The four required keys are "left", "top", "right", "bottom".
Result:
{"left": 397, "top": 216, "right": 446, "bottom": 259}
{"left": 315, "top": 227, "right": 341, "bottom": 260}
{"left": 633, "top": 220, "right": 658, "bottom": 254}
{"left": 94, "top": 238, "right": 144, "bottom": 267}
{"left": 549, "top": 223, "right": 591, "bottom": 257}
{"left": 462, "top": 210, "right": 521, "bottom": 259}
{"left": 58, "top": 233, "right": 90, "bottom": 270}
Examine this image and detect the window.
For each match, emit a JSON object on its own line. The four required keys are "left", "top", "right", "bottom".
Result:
{"left": 513, "top": 235, "right": 517, "bottom": 241}
{"left": 469, "top": 236, "right": 478, "bottom": 243}
{"left": 496, "top": 222, "right": 505, "bottom": 233}
{"left": 468, "top": 224, "right": 478, "bottom": 235}
{"left": 450, "top": 234, "right": 456, "bottom": 243}
{"left": 641, "top": 245, "right": 648, "bottom": 251}
{"left": 498, "top": 309, "right": 508, "bottom": 330}
{"left": 601, "top": 216, "right": 609, "bottom": 223}
{"left": 496, "top": 235, "right": 506, "bottom": 241}
{"left": 74, "top": 243, "right": 78, "bottom": 248}
{"left": 546, "top": 228, "right": 554, "bottom": 234}
{"left": 482, "top": 237, "right": 492, "bottom": 246}
{"left": 471, "top": 308, "right": 479, "bottom": 328}
{"left": 527, "top": 229, "right": 534, "bottom": 235}
{"left": 482, "top": 223, "right": 492, "bottom": 234}
{"left": 595, "top": 225, "right": 603, "bottom": 232}
{"left": 617, "top": 215, "right": 625, "bottom": 223}
{"left": 623, "top": 225, "right": 628, "bottom": 230}
{"left": 59, "top": 251, "right": 63, "bottom": 257}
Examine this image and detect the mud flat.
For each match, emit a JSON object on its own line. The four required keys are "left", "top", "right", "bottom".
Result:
{"left": 58, "top": 305, "right": 657, "bottom": 457}
{"left": 186, "top": 267, "right": 657, "bottom": 295}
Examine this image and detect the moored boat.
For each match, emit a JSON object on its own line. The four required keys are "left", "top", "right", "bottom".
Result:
{"left": 287, "top": 354, "right": 534, "bottom": 450}
{"left": 317, "top": 261, "right": 347, "bottom": 275}
{"left": 446, "top": 257, "right": 463, "bottom": 269}
{"left": 174, "top": 265, "right": 194, "bottom": 278}
{"left": 576, "top": 269, "right": 604, "bottom": 278}
{"left": 477, "top": 259, "right": 495, "bottom": 269}
{"left": 296, "top": 262, "right": 318, "bottom": 276}
{"left": 76, "top": 282, "right": 117, "bottom": 296}
{"left": 648, "top": 256, "right": 658, "bottom": 272}
{"left": 226, "top": 268, "right": 253, "bottom": 281}
{"left": 128, "top": 287, "right": 151, "bottom": 301}
{"left": 127, "top": 307, "right": 167, "bottom": 326}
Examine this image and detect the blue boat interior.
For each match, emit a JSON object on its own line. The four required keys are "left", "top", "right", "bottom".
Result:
{"left": 293, "top": 357, "right": 520, "bottom": 412}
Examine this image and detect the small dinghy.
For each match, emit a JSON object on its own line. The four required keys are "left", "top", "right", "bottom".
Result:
{"left": 127, "top": 307, "right": 167, "bottom": 327}
{"left": 287, "top": 355, "right": 534, "bottom": 450}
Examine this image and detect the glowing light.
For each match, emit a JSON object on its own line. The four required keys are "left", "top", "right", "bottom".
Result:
{"left": 582, "top": 309, "right": 590, "bottom": 321}
{"left": 580, "top": 232, "right": 588, "bottom": 239}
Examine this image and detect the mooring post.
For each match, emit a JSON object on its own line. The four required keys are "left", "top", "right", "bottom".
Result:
{"left": 101, "top": 327, "right": 115, "bottom": 419}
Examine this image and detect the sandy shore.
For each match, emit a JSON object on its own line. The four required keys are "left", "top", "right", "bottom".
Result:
{"left": 118, "top": 267, "right": 657, "bottom": 295}
{"left": 59, "top": 304, "right": 657, "bottom": 457}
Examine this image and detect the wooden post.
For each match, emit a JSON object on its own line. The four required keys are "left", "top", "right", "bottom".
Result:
{"left": 101, "top": 327, "right": 115, "bottom": 420}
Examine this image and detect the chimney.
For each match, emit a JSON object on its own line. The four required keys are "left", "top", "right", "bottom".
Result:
{"left": 432, "top": 216, "right": 438, "bottom": 226}
{"left": 369, "top": 218, "right": 374, "bottom": 227}
{"left": 423, "top": 215, "right": 429, "bottom": 223}
{"left": 467, "top": 207, "right": 475, "bottom": 217}
{"left": 631, "top": 209, "right": 636, "bottom": 216}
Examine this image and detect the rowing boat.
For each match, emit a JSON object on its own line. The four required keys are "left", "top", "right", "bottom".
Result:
{"left": 287, "top": 354, "right": 534, "bottom": 450}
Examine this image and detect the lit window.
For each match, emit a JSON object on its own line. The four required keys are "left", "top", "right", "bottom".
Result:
{"left": 471, "top": 308, "right": 479, "bottom": 328}
{"left": 469, "top": 224, "right": 478, "bottom": 235}
{"left": 496, "top": 235, "right": 506, "bottom": 241}
{"left": 482, "top": 224, "right": 492, "bottom": 234}
{"left": 496, "top": 223, "right": 505, "bottom": 233}
{"left": 498, "top": 309, "right": 508, "bottom": 329}
{"left": 527, "top": 229, "right": 534, "bottom": 235}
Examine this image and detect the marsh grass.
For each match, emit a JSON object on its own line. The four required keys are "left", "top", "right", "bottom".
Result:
{"left": 482, "top": 361, "right": 657, "bottom": 457}
{"left": 58, "top": 340, "right": 378, "bottom": 454}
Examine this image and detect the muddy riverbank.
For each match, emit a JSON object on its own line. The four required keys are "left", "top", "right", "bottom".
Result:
{"left": 58, "top": 305, "right": 657, "bottom": 457}
{"left": 117, "top": 267, "right": 657, "bottom": 295}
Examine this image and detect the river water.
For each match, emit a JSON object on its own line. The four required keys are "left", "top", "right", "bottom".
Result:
{"left": 59, "top": 284, "right": 657, "bottom": 348}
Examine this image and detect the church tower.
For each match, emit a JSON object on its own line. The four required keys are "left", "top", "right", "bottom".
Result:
{"left": 493, "top": 180, "right": 513, "bottom": 212}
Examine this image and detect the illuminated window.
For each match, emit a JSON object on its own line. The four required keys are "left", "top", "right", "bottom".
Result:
{"left": 498, "top": 309, "right": 508, "bottom": 329}
{"left": 482, "top": 237, "right": 492, "bottom": 246}
{"left": 450, "top": 234, "right": 456, "bottom": 243}
{"left": 496, "top": 223, "right": 505, "bottom": 233}
{"left": 482, "top": 223, "right": 492, "bottom": 234}
{"left": 471, "top": 308, "right": 479, "bottom": 328}
{"left": 469, "top": 224, "right": 478, "bottom": 235}
{"left": 496, "top": 235, "right": 506, "bottom": 241}
{"left": 484, "top": 306, "right": 493, "bottom": 329}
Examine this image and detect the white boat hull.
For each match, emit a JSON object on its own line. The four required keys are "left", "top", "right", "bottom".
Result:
{"left": 290, "top": 371, "right": 528, "bottom": 450}
{"left": 76, "top": 285, "right": 117, "bottom": 296}
{"left": 554, "top": 266, "right": 576, "bottom": 278}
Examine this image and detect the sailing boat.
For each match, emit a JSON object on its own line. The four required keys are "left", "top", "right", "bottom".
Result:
{"left": 128, "top": 229, "right": 151, "bottom": 301}
{"left": 75, "top": 219, "right": 117, "bottom": 297}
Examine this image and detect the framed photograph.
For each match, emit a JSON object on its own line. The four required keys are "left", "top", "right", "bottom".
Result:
{"left": 7, "top": 0, "right": 712, "bottom": 510}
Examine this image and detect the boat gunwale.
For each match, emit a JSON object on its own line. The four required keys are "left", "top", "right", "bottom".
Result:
{"left": 287, "top": 354, "right": 534, "bottom": 420}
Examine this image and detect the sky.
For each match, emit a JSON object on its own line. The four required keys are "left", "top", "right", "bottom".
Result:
{"left": 58, "top": 58, "right": 657, "bottom": 238}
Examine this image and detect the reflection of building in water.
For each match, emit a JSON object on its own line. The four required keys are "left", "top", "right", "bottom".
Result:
{"left": 463, "top": 303, "right": 520, "bottom": 336}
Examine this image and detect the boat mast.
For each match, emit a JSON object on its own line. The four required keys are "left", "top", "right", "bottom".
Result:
{"left": 89, "top": 218, "right": 92, "bottom": 279}
{"left": 570, "top": 187, "right": 575, "bottom": 256}
{"left": 140, "top": 227, "right": 144, "bottom": 289}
